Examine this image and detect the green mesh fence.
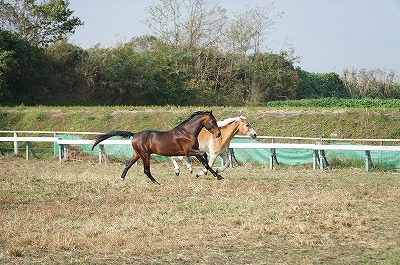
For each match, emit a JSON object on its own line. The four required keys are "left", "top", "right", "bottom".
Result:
{"left": 228, "top": 138, "right": 314, "bottom": 166}
{"left": 55, "top": 134, "right": 169, "bottom": 161}
{"left": 55, "top": 135, "right": 400, "bottom": 169}
{"left": 323, "top": 143, "right": 400, "bottom": 169}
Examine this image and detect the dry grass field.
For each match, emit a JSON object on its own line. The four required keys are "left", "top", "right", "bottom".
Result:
{"left": 1, "top": 156, "right": 400, "bottom": 264}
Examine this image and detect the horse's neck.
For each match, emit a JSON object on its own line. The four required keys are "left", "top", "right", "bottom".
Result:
{"left": 179, "top": 116, "right": 205, "bottom": 137}
{"left": 220, "top": 122, "right": 239, "bottom": 142}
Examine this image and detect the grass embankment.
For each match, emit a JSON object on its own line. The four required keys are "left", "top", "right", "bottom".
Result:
{"left": 1, "top": 105, "right": 399, "bottom": 139}
{"left": 1, "top": 158, "right": 400, "bottom": 264}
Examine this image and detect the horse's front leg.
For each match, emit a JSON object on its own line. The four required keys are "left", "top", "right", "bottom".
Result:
{"left": 191, "top": 151, "right": 223, "bottom": 180}
{"left": 196, "top": 153, "right": 217, "bottom": 177}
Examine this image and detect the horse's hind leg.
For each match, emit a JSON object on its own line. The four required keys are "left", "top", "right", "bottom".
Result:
{"left": 217, "top": 152, "right": 230, "bottom": 173}
{"left": 182, "top": 156, "right": 193, "bottom": 173}
{"left": 120, "top": 154, "right": 139, "bottom": 181}
{"left": 142, "top": 156, "right": 160, "bottom": 185}
{"left": 171, "top": 156, "right": 180, "bottom": 176}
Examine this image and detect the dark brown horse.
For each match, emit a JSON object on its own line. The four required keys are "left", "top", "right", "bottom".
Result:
{"left": 92, "top": 110, "right": 222, "bottom": 184}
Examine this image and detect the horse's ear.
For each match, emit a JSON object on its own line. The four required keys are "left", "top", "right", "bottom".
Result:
{"left": 209, "top": 110, "right": 213, "bottom": 115}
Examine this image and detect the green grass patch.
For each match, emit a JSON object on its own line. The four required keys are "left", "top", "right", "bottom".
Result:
{"left": 1, "top": 105, "right": 400, "bottom": 140}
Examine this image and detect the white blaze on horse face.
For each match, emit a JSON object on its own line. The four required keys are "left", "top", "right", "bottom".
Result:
{"left": 238, "top": 118, "right": 257, "bottom": 139}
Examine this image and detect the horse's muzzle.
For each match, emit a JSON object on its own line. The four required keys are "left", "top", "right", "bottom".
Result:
{"left": 248, "top": 129, "right": 257, "bottom": 139}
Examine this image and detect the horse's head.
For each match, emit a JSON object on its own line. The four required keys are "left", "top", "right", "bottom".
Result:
{"left": 237, "top": 116, "right": 257, "bottom": 139}
{"left": 203, "top": 110, "right": 221, "bottom": 138}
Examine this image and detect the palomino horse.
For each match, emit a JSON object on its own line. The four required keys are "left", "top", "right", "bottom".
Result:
{"left": 92, "top": 111, "right": 222, "bottom": 184}
{"left": 171, "top": 116, "right": 257, "bottom": 177}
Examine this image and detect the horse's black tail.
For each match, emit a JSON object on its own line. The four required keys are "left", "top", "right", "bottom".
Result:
{"left": 92, "top": 130, "right": 134, "bottom": 150}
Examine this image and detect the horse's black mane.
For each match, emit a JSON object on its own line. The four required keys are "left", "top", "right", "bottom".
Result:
{"left": 178, "top": 110, "right": 211, "bottom": 126}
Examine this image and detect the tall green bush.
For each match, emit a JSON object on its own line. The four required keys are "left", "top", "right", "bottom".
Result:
{"left": 297, "top": 70, "right": 349, "bottom": 98}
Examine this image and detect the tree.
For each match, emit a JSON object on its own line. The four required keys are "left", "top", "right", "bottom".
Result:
{"left": 0, "top": 29, "right": 48, "bottom": 105}
{"left": 0, "top": 49, "right": 14, "bottom": 102}
{"left": 43, "top": 40, "right": 87, "bottom": 104}
{"left": 77, "top": 39, "right": 198, "bottom": 106}
{"left": 0, "top": 0, "right": 83, "bottom": 47}
{"left": 182, "top": 0, "right": 227, "bottom": 50}
{"left": 224, "top": 2, "right": 283, "bottom": 55}
{"left": 144, "top": 0, "right": 182, "bottom": 47}
{"left": 145, "top": 0, "right": 227, "bottom": 50}
{"left": 341, "top": 68, "right": 400, "bottom": 98}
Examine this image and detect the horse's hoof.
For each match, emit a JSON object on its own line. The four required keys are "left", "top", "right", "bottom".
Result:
{"left": 175, "top": 171, "right": 180, "bottom": 176}
{"left": 120, "top": 177, "right": 125, "bottom": 181}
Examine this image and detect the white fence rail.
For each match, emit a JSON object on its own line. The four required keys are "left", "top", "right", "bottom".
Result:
{"left": 56, "top": 139, "right": 131, "bottom": 163}
{"left": 0, "top": 136, "right": 58, "bottom": 160}
{"left": 0, "top": 131, "right": 100, "bottom": 159}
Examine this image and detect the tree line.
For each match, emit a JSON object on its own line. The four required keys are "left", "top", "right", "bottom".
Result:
{"left": 1, "top": 0, "right": 399, "bottom": 106}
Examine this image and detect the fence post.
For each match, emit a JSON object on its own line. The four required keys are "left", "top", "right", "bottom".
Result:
{"left": 99, "top": 144, "right": 104, "bottom": 164}
{"left": 365, "top": 150, "right": 372, "bottom": 172}
{"left": 63, "top": 144, "right": 67, "bottom": 160}
{"left": 54, "top": 133, "right": 58, "bottom": 157}
{"left": 316, "top": 139, "right": 325, "bottom": 170}
{"left": 13, "top": 132, "right": 18, "bottom": 156}
{"left": 228, "top": 148, "right": 233, "bottom": 168}
{"left": 269, "top": 148, "right": 278, "bottom": 170}
{"left": 26, "top": 142, "right": 29, "bottom": 160}
{"left": 58, "top": 144, "right": 63, "bottom": 161}
{"left": 313, "top": 150, "right": 317, "bottom": 170}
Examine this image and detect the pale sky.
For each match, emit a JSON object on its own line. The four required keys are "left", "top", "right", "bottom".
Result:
{"left": 68, "top": 0, "right": 400, "bottom": 75}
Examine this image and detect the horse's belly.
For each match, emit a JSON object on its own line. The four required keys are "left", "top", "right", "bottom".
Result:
{"left": 151, "top": 141, "right": 189, "bottom": 157}
{"left": 154, "top": 148, "right": 187, "bottom": 157}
